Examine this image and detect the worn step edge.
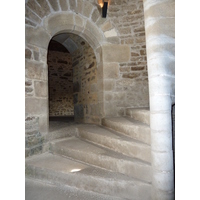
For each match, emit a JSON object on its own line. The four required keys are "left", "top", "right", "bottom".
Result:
{"left": 25, "top": 177, "right": 125, "bottom": 200}
{"left": 50, "top": 137, "right": 152, "bottom": 183}
{"left": 25, "top": 153, "right": 151, "bottom": 200}
{"left": 126, "top": 107, "right": 150, "bottom": 125}
{"left": 102, "top": 117, "right": 150, "bottom": 145}
{"left": 78, "top": 125, "right": 151, "bottom": 163}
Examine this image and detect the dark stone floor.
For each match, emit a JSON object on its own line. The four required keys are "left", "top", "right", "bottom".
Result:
{"left": 49, "top": 116, "right": 74, "bottom": 122}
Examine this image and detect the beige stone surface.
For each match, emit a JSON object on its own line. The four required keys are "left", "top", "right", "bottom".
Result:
{"left": 146, "top": 17, "right": 175, "bottom": 38}
{"left": 37, "top": 0, "right": 51, "bottom": 16}
{"left": 104, "top": 80, "right": 115, "bottom": 91}
{"left": 51, "top": 137, "right": 152, "bottom": 182}
{"left": 149, "top": 75, "right": 175, "bottom": 97}
{"left": 102, "top": 45, "right": 130, "bottom": 62}
{"left": 59, "top": 0, "right": 69, "bottom": 11}
{"left": 74, "top": 14, "right": 85, "bottom": 28}
{"left": 103, "top": 63, "right": 119, "bottom": 79}
{"left": 48, "top": 0, "right": 59, "bottom": 11}
{"left": 25, "top": 26, "right": 50, "bottom": 49}
{"left": 151, "top": 129, "right": 172, "bottom": 152}
{"left": 34, "top": 81, "right": 48, "bottom": 97}
{"left": 25, "top": 6, "right": 41, "bottom": 25}
{"left": 26, "top": 152, "right": 151, "bottom": 199}
{"left": 26, "top": 0, "right": 46, "bottom": 19}
{"left": 152, "top": 170, "right": 174, "bottom": 191}
{"left": 25, "top": 97, "right": 48, "bottom": 115}
{"left": 25, "top": 60, "right": 47, "bottom": 81}
{"left": 101, "top": 21, "right": 113, "bottom": 32}
{"left": 144, "top": 1, "right": 175, "bottom": 18}
{"left": 44, "top": 13, "right": 74, "bottom": 35}
{"left": 104, "top": 29, "right": 118, "bottom": 38}
{"left": 82, "top": 2, "right": 93, "bottom": 18}
{"left": 147, "top": 55, "right": 175, "bottom": 76}
{"left": 85, "top": 20, "right": 105, "bottom": 43}
{"left": 39, "top": 114, "right": 49, "bottom": 135}
{"left": 152, "top": 151, "right": 173, "bottom": 171}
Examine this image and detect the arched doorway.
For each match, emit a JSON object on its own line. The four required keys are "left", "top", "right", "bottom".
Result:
{"left": 47, "top": 33, "right": 101, "bottom": 126}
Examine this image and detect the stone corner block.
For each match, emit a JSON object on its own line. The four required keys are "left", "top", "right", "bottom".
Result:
{"left": 104, "top": 63, "right": 119, "bottom": 79}
{"left": 25, "top": 97, "right": 48, "bottom": 115}
{"left": 102, "top": 44, "right": 130, "bottom": 62}
{"left": 34, "top": 81, "right": 48, "bottom": 97}
{"left": 25, "top": 26, "right": 50, "bottom": 49}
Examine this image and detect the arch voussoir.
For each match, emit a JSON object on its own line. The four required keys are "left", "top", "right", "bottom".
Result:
{"left": 43, "top": 12, "right": 75, "bottom": 36}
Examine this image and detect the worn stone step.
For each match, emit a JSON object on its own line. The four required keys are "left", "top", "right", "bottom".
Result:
{"left": 102, "top": 117, "right": 151, "bottom": 145}
{"left": 25, "top": 153, "right": 151, "bottom": 200}
{"left": 126, "top": 107, "right": 150, "bottom": 125}
{"left": 50, "top": 137, "right": 152, "bottom": 183}
{"left": 26, "top": 178, "right": 123, "bottom": 200}
{"left": 78, "top": 124, "right": 151, "bottom": 163}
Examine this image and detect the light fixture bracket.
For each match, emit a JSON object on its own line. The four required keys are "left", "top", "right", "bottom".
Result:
{"left": 102, "top": 1, "right": 108, "bottom": 18}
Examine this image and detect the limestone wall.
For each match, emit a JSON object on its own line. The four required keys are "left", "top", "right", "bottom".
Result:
{"left": 71, "top": 35, "right": 99, "bottom": 123}
{"left": 25, "top": 0, "right": 150, "bottom": 155}
{"left": 47, "top": 50, "right": 74, "bottom": 116}
{"left": 102, "top": 0, "right": 149, "bottom": 116}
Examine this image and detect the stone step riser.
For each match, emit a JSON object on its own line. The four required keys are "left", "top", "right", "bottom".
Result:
{"left": 25, "top": 164, "right": 151, "bottom": 200}
{"left": 126, "top": 108, "right": 150, "bottom": 125}
{"left": 102, "top": 119, "right": 151, "bottom": 145}
{"left": 78, "top": 129, "right": 151, "bottom": 163}
{"left": 50, "top": 143, "right": 152, "bottom": 183}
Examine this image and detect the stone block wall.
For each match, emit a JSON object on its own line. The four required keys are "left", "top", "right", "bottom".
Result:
{"left": 25, "top": 42, "right": 49, "bottom": 157}
{"left": 25, "top": 0, "right": 150, "bottom": 155}
{"left": 47, "top": 50, "right": 74, "bottom": 116}
{"left": 25, "top": 116, "right": 45, "bottom": 157}
{"left": 71, "top": 35, "right": 99, "bottom": 123}
{"left": 102, "top": 0, "right": 149, "bottom": 116}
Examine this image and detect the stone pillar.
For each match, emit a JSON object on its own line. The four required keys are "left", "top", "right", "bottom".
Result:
{"left": 143, "top": 0, "right": 175, "bottom": 199}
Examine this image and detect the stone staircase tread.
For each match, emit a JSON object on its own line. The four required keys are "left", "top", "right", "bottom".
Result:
{"left": 104, "top": 116, "right": 149, "bottom": 127}
{"left": 102, "top": 116, "right": 150, "bottom": 145}
{"left": 26, "top": 153, "right": 152, "bottom": 199}
{"left": 78, "top": 124, "right": 150, "bottom": 147}
{"left": 26, "top": 177, "right": 124, "bottom": 200}
{"left": 126, "top": 107, "right": 150, "bottom": 125}
{"left": 26, "top": 152, "right": 150, "bottom": 185}
{"left": 51, "top": 137, "right": 151, "bottom": 166}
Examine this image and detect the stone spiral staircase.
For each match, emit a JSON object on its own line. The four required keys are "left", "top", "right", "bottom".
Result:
{"left": 26, "top": 108, "right": 152, "bottom": 200}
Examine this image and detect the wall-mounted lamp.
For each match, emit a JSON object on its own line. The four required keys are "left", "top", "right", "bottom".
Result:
{"left": 98, "top": 0, "right": 110, "bottom": 18}
{"left": 102, "top": 1, "right": 108, "bottom": 18}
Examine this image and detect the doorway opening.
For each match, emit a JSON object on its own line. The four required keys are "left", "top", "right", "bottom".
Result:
{"left": 48, "top": 34, "right": 74, "bottom": 129}
{"left": 47, "top": 33, "right": 100, "bottom": 132}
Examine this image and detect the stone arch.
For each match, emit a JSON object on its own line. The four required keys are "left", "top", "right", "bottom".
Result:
{"left": 25, "top": 0, "right": 119, "bottom": 137}
{"left": 25, "top": 0, "right": 119, "bottom": 49}
{"left": 47, "top": 32, "right": 103, "bottom": 124}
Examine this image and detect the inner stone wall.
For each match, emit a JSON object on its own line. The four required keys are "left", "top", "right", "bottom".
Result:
{"left": 71, "top": 35, "right": 99, "bottom": 123}
{"left": 103, "top": 0, "right": 149, "bottom": 116}
{"left": 47, "top": 50, "right": 73, "bottom": 116}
